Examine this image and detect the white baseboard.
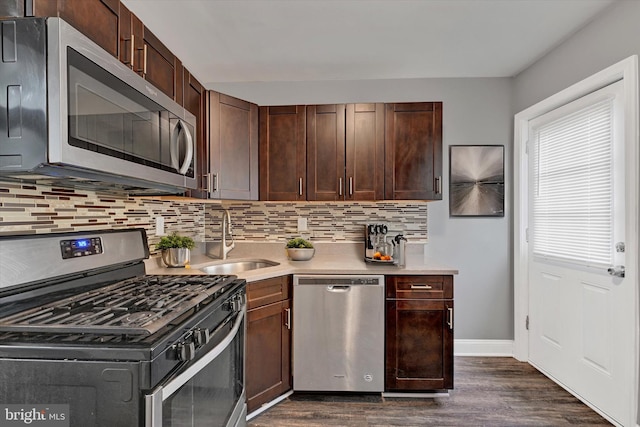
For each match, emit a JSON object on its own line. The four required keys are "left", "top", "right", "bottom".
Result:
{"left": 454, "top": 339, "right": 514, "bottom": 356}
{"left": 246, "top": 390, "right": 293, "bottom": 421}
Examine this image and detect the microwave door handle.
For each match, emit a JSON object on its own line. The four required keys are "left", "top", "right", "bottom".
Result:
{"left": 170, "top": 120, "right": 194, "bottom": 175}
{"left": 179, "top": 122, "right": 194, "bottom": 175}
{"left": 170, "top": 121, "right": 181, "bottom": 172}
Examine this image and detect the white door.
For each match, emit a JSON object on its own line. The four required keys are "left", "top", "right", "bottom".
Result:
{"left": 527, "top": 79, "right": 636, "bottom": 426}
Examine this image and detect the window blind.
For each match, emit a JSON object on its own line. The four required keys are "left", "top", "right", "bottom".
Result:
{"left": 532, "top": 98, "right": 614, "bottom": 267}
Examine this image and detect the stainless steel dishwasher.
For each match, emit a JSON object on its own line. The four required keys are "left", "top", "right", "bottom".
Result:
{"left": 293, "top": 274, "right": 385, "bottom": 392}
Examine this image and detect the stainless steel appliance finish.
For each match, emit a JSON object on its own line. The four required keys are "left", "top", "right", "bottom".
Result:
{"left": 0, "top": 17, "right": 196, "bottom": 194}
{"left": 0, "top": 229, "right": 246, "bottom": 427}
{"left": 293, "top": 275, "right": 385, "bottom": 392}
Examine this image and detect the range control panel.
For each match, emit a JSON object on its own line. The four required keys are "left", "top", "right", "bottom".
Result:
{"left": 60, "top": 237, "right": 103, "bottom": 259}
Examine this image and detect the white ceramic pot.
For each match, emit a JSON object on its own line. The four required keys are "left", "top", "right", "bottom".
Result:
{"left": 287, "top": 248, "right": 315, "bottom": 261}
{"left": 161, "top": 248, "right": 190, "bottom": 267}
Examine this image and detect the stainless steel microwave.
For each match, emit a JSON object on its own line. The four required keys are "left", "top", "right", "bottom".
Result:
{"left": 0, "top": 17, "right": 196, "bottom": 194}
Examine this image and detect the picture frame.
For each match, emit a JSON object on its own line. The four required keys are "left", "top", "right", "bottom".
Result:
{"left": 449, "top": 145, "right": 504, "bottom": 217}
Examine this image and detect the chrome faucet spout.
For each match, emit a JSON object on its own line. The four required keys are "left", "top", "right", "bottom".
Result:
{"left": 222, "top": 209, "right": 235, "bottom": 259}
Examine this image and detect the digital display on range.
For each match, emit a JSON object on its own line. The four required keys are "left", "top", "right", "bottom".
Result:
{"left": 60, "top": 237, "right": 103, "bottom": 259}
{"left": 76, "top": 239, "right": 89, "bottom": 248}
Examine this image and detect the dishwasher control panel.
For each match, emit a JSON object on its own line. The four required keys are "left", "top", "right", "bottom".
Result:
{"left": 295, "top": 276, "right": 382, "bottom": 286}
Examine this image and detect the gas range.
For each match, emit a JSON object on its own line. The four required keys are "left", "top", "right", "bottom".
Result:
{"left": 0, "top": 228, "right": 247, "bottom": 427}
{"left": 0, "top": 274, "right": 236, "bottom": 337}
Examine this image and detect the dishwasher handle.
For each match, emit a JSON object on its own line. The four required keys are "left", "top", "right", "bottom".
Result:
{"left": 327, "top": 285, "right": 351, "bottom": 292}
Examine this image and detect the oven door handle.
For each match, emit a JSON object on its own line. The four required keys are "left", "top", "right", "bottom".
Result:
{"left": 145, "top": 303, "right": 246, "bottom": 427}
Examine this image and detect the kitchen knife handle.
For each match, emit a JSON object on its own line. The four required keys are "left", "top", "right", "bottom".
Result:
{"left": 284, "top": 308, "right": 291, "bottom": 330}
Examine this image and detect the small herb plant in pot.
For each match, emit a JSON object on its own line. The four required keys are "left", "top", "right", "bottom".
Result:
{"left": 285, "top": 237, "right": 315, "bottom": 261}
{"left": 155, "top": 232, "right": 196, "bottom": 267}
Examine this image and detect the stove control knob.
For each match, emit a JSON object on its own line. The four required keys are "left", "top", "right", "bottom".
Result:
{"left": 194, "top": 328, "right": 210, "bottom": 347}
{"left": 176, "top": 342, "right": 196, "bottom": 361}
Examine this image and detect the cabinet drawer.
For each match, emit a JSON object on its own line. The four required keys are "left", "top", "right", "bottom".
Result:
{"left": 247, "top": 275, "right": 292, "bottom": 310}
{"left": 386, "top": 275, "right": 453, "bottom": 299}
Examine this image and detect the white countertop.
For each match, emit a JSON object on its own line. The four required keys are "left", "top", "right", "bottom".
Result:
{"left": 145, "top": 242, "right": 458, "bottom": 282}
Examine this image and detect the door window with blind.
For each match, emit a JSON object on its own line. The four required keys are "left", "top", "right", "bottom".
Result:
{"left": 529, "top": 81, "right": 624, "bottom": 270}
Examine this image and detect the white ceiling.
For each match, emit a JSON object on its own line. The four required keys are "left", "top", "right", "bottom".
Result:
{"left": 121, "top": 0, "right": 615, "bottom": 89}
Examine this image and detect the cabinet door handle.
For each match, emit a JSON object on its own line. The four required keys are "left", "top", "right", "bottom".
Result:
{"left": 142, "top": 44, "right": 148, "bottom": 76}
{"left": 284, "top": 308, "right": 291, "bottom": 330}
{"left": 206, "top": 173, "right": 218, "bottom": 196}
{"left": 130, "top": 34, "right": 135, "bottom": 68}
{"left": 410, "top": 284, "right": 433, "bottom": 290}
{"left": 435, "top": 176, "right": 442, "bottom": 195}
{"left": 299, "top": 178, "right": 303, "bottom": 197}
{"left": 122, "top": 34, "right": 134, "bottom": 67}
{"left": 349, "top": 177, "right": 353, "bottom": 196}
{"left": 447, "top": 307, "right": 453, "bottom": 330}
{"left": 339, "top": 177, "right": 343, "bottom": 196}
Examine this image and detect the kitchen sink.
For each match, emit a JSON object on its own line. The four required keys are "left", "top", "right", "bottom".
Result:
{"left": 198, "top": 259, "right": 280, "bottom": 275}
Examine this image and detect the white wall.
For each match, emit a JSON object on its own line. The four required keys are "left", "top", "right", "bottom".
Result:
{"left": 514, "top": 1, "right": 640, "bottom": 112}
{"left": 214, "top": 77, "right": 514, "bottom": 340}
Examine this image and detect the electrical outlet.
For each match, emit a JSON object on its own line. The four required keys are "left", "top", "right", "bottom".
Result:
{"left": 297, "top": 217, "right": 308, "bottom": 232}
{"left": 155, "top": 217, "right": 165, "bottom": 236}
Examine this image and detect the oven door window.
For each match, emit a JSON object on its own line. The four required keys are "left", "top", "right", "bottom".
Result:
{"left": 162, "top": 322, "right": 244, "bottom": 426}
{"left": 66, "top": 47, "right": 194, "bottom": 178}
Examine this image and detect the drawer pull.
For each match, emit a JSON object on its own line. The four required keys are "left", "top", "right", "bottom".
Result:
{"left": 284, "top": 308, "right": 291, "bottom": 330}
{"left": 447, "top": 307, "right": 453, "bottom": 330}
{"left": 410, "top": 284, "right": 433, "bottom": 290}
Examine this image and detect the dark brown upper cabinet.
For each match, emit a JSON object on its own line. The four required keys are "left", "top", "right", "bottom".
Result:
{"left": 306, "top": 104, "right": 346, "bottom": 201}
{"left": 346, "top": 103, "right": 385, "bottom": 200}
{"left": 118, "top": 2, "right": 142, "bottom": 71}
{"left": 33, "top": 0, "right": 120, "bottom": 57}
{"left": 141, "top": 25, "right": 180, "bottom": 102}
{"left": 385, "top": 102, "right": 443, "bottom": 200}
{"left": 184, "top": 70, "right": 206, "bottom": 198}
{"left": 209, "top": 92, "right": 259, "bottom": 200}
{"left": 306, "top": 103, "right": 384, "bottom": 201}
{"left": 259, "top": 106, "right": 307, "bottom": 201}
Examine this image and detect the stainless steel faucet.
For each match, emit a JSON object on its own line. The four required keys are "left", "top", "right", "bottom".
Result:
{"left": 206, "top": 208, "right": 235, "bottom": 260}
{"left": 221, "top": 209, "right": 235, "bottom": 259}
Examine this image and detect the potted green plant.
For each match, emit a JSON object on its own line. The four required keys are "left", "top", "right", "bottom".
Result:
{"left": 285, "top": 237, "right": 315, "bottom": 261}
{"left": 155, "top": 232, "right": 196, "bottom": 267}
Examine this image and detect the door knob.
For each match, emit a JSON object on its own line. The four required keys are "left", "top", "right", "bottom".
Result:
{"left": 607, "top": 265, "right": 625, "bottom": 278}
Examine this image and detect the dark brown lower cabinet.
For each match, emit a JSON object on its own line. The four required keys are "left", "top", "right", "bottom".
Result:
{"left": 246, "top": 276, "right": 292, "bottom": 413}
{"left": 385, "top": 275, "right": 454, "bottom": 391}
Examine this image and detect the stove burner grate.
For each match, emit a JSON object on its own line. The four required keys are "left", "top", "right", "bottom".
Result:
{"left": 0, "top": 274, "right": 234, "bottom": 336}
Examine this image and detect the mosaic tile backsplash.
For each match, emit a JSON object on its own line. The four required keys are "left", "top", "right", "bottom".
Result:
{"left": 0, "top": 181, "right": 428, "bottom": 251}
{"left": 208, "top": 201, "right": 428, "bottom": 242}
{"left": 0, "top": 182, "right": 204, "bottom": 253}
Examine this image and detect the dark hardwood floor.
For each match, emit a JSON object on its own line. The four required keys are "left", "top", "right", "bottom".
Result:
{"left": 248, "top": 357, "right": 611, "bottom": 426}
